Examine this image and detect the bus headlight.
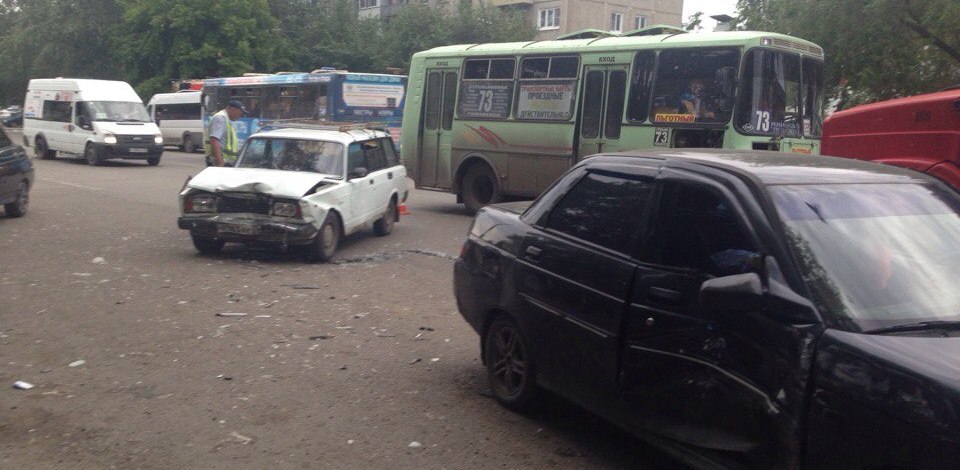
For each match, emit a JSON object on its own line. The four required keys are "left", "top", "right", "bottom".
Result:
{"left": 272, "top": 201, "right": 301, "bottom": 218}
{"left": 103, "top": 131, "right": 117, "bottom": 145}
{"left": 154, "top": 133, "right": 163, "bottom": 144}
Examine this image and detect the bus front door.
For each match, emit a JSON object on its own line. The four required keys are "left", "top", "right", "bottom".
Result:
{"left": 419, "top": 69, "right": 458, "bottom": 189}
{"left": 577, "top": 65, "right": 628, "bottom": 159}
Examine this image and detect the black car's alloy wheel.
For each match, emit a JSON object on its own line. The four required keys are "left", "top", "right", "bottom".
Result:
{"left": 484, "top": 316, "right": 538, "bottom": 411}
{"left": 4, "top": 181, "right": 29, "bottom": 217}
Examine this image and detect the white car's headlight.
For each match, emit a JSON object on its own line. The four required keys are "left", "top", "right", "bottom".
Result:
{"left": 103, "top": 131, "right": 117, "bottom": 145}
{"left": 272, "top": 201, "right": 301, "bottom": 218}
{"left": 187, "top": 194, "right": 217, "bottom": 213}
{"left": 154, "top": 133, "right": 163, "bottom": 144}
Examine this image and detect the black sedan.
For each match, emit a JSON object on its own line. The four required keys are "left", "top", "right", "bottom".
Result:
{"left": 0, "top": 126, "right": 33, "bottom": 217}
{"left": 454, "top": 149, "right": 960, "bottom": 469}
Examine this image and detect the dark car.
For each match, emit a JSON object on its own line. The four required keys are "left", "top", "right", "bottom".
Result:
{"left": 0, "top": 126, "right": 33, "bottom": 217}
{"left": 1, "top": 105, "right": 23, "bottom": 127}
{"left": 454, "top": 149, "right": 960, "bottom": 469}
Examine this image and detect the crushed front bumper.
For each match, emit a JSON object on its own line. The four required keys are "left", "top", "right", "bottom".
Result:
{"left": 178, "top": 215, "right": 318, "bottom": 245}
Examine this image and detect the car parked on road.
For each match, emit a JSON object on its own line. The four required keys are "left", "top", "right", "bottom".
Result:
{"left": 178, "top": 123, "right": 407, "bottom": 261}
{"left": 1, "top": 105, "right": 23, "bottom": 127}
{"left": 0, "top": 126, "right": 33, "bottom": 217}
{"left": 454, "top": 149, "right": 960, "bottom": 469}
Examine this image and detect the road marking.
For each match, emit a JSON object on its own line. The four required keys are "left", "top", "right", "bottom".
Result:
{"left": 39, "top": 178, "right": 103, "bottom": 191}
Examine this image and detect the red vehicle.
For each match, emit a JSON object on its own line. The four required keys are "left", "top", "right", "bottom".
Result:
{"left": 822, "top": 88, "right": 960, "bottom": 188}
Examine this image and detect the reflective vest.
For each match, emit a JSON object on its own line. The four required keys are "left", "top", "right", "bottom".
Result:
{"left": 204, "top": 109, "right": 238, "bottom": 164}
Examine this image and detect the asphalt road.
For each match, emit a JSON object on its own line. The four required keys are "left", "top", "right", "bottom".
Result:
{"left": 0, "top": 133, "right": 685, "bottom": 469}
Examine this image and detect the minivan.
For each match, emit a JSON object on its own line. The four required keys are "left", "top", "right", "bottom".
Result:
{"left": 22, "top": 78, "right": 164, "bottom": 166}
{"left": 147, "top": 91, "right": 203, "bottom": 153}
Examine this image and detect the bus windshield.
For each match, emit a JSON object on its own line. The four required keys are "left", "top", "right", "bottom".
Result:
{"left": 650, "top": 48, "right": 740, "bottom": 125}
{"left": 736, "top": 49, "right": 824, "bottom": 138}
{"left": 82, "top": 101, "right": 151, "bottom": 122}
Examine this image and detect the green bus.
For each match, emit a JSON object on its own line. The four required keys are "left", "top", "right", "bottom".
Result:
{"left": 400, "top": 27, "right": 825, "bottom": 212}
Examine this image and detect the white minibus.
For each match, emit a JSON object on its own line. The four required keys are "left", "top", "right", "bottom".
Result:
{"left": 147, "top": 91, "right": 203, "bottom": 153}
{"left": 22, "top": 78, "right": 163, "bottom": 166}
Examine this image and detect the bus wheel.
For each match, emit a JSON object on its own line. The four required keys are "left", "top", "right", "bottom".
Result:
{"left": 462, "top": 163, "right": 502, "bottom": 215}
{"left": 183, "top": 134, "right": 196, "bottom": 153}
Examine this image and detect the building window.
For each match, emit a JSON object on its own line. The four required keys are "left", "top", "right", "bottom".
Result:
{"left": 610, "top": 12, "right": 623, "bottom": 32}
{"left": 358, "top": 0, "right": 378, "bottom": 8}
{"left": 634, "top": 15, "right": 647, "bottom": 30}
{"left": 538, "top": 8, "right": 560, "bottom": 30}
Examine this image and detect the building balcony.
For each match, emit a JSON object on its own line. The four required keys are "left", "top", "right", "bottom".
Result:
{"left": 489, "top": 0, "right": 533, "bottom": 7}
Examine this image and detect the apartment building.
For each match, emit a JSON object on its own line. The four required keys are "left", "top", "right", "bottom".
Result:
{"left": 358, "top": 0, "right": 684, "bottom": 40}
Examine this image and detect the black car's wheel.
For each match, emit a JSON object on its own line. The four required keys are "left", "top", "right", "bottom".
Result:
{"left": 4, "top": 181, "right": 29, "bottom": 218}
{"left": 85, "top": 143, "right": 102, "bottom": 166}
{"left": 462, "top": 163, "right": 502, "bottom": 215}
{"left": 373, "top": 199, "right": 396, "bottom": 236}
{"left": 36, "top": 137, "right": 55, "bottom": 159}
{"left": 147, "top": 154, "right": 161, "bottom": 166}
{"left": 308, "top": 213, "right": 340, "bottom": 262}
{"left": 191, "top": 235, "right": 224, "bottom": 255}
{"left": 484, "top": 316, "right": 538, "bottom": 411}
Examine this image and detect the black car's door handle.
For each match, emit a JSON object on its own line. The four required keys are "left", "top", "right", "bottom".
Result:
{"left": 525, "top": 245, "right": 542, "bottom": 260}
{"left": 648, "top": 287, "right": 682, "bottom": 303}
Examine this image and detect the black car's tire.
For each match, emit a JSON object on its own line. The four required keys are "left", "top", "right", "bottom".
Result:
{"left": 147, "top": 154, "right": 161, "bottom": 166}
{"left": 183, "top": 134, "right": 196, "bottom": 153}
{"left": 462, "top": 163, "right": 502, "bottom": 215}
{"left": 308, "top": 213, "right": 340, "bottom": 262}
{"left": 4, "top": 181, "right": 29, "bottom": 218}
{"left": 373, "top": 199, "right": 396, "bottom": 236}
{"left": 85, "top": 143, "right": 102, "bottom": 166}
{"left": 191, "top": 235, "right": 224, "bottom": 255}
{"left": 484, "top": 315, "right": 539, "bottom": 412}
{"left": 36, "top": 137, "right": 55, "bottom": 159}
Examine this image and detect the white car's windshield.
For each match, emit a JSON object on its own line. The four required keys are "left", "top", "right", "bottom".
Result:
{"left": 772, "top": 183, "right": 960, "bottom": 330}
{"left": 238, "top": 138, "right": 344, "bottom": 177}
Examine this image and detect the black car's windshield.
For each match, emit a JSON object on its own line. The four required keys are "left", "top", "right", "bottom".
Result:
{"left": 237, "top": 138, "right": 344, "bottom": 177}
{"left": 81, "top": 101, "right": 151, "bottom": 122}
{"left": 772, "top": 183, "right": 960, "bottom": 330}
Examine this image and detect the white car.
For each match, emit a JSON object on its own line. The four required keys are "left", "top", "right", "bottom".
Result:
{"left": 177, "top": 124, "right": 407, "bottom": 261}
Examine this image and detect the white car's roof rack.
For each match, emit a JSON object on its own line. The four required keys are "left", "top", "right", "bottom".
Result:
{"left": 260, "top": 119, "right": 388, "bottom": 134}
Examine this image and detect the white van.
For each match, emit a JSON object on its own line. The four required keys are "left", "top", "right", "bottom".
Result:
{"left": 147, "top": 91, "right": 203, "bottom": 153}
{"left": 22, "top": 78, "right": 164, "bottom": 166}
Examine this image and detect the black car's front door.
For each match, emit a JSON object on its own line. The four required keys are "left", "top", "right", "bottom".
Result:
{"left": 0, "top": 129, "right": 18, "bottom": 202}
{"left": 619, "top": 173, "right": 815, "bottom": 468}
{"left": 516, "top": 167, "right": 655, "bottom": 409}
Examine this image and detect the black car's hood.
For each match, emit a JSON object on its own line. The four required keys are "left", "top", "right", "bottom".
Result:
{"left": 816, "top": 329, "right": 960, "bottom": 437}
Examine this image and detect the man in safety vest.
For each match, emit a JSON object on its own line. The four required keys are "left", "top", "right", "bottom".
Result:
{"left": 205, "top": 100, "right": 247, "bottom": 166}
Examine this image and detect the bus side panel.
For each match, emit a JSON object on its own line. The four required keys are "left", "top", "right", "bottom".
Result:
{"left": 401, "top": 57, "right": 427, "bottom": 186}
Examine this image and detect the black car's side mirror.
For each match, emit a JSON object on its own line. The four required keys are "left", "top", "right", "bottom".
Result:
{"left": 77, "top": 115, "right": 92, "bottom": 130}
{"left": 348, "top": 167, "right": 368, "bottom": 179}
{"left": 700, "top": 272, "right": 763, "bottom": 314}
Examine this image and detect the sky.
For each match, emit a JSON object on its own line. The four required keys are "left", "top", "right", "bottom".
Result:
{"left": 681, "top": 0, "right": 740, "bottom": 31}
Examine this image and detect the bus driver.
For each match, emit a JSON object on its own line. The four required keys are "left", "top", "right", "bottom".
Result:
{"left": 680, "top": 79, "right": 716, "bottom": 120}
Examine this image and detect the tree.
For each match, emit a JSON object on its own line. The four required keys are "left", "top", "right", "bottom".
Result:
{"left": 737, "top": 0, "right": 960, "bottom": 109}
{"left": 683, "top": 11, "right": 703, "bottom": 32}
{"left": 114, "top": 0, "right": 283, "bottom": 98}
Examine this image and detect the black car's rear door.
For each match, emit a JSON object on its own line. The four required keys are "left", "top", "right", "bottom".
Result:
{"left": 516, "top": 166, "right": 656, "bottom": 408}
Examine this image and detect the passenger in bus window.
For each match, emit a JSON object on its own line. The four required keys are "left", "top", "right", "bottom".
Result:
{"left": 314, "top": 95, "right": 328, "bottom": 120}
{"left": 680, "top": 79, "right": 716, "bottom": 120}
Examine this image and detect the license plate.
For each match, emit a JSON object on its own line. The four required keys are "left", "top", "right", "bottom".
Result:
{"left": 218, "top": 222, "right": 259, "bottom": 235}
{"left": 129, "top": 148, "right": 148, "bottom": 153}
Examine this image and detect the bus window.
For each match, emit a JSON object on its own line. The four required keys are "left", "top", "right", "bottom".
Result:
{"left": 627, "top": 51, "right": 655, "bottom": 122}
{"left": 425, "top": 72, "right": 442, "bottom": 130}
{"left": 458, "top": 58, "right": 514, "bottom": 120}
{"left": 605, "top": 70, "right": 627, "bottom": 138}
{"left": 442, "top": 72, "right": 457, "bottom": 130}
{"left": 229, "top": 87, "right": 261, "bottom": 118}
{"left": 803, "top": 57, "right": 824, "bottom": 137}
{"left": 735, "top": 49, "right": 802, "bottom": 138}
{"left": 516, "top": 56, "right": 579, "bottom": 121}
{"left": 582, "top": 72, "right": 604, "bottom": 138}
{"left": 651, "top": 48, "right": 739, "bottom": 124}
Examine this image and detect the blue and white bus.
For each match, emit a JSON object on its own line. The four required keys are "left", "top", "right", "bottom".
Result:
{"left": 201, "top": 71, "right": 407, "bottom": 145}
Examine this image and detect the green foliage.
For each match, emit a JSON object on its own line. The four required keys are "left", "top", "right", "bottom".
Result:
{"left": 737, "top": 0, "right": 960, "bottom": 108}
{"left": 0, "top": 0, "right": 535, "bottom": 104}
{"left": 683, "top": 11, "right": 703, "bottom": 32}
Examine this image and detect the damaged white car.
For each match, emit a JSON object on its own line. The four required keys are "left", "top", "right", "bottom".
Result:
{"left": 177, "top": 125, "right": 407, "bottom": 261}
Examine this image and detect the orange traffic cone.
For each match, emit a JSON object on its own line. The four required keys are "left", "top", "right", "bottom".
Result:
{"left": 398, "top": 204, "right": 410, "bottom": 216}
